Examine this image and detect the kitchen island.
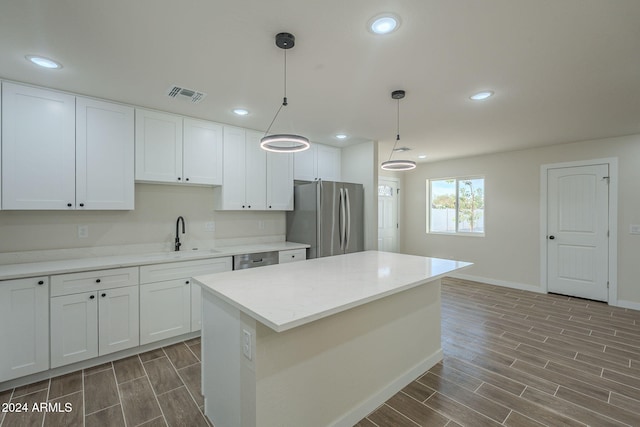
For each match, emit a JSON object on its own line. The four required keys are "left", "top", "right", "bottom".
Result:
{"left": 193, "top": 251, "right": 471, "bottom": 427}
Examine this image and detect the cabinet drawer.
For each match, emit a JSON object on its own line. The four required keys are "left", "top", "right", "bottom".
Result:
{"left": 51, "top": 267, "right": 139, "bottom": 297}
{"left": 278, "top": 249, "right": 307, "bottom": 264}
{"left": 139, "top": 257, "right": 232, "bottom": 284}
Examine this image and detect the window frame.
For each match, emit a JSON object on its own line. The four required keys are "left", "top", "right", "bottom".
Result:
{"left": 426, "top": 176, "right": 485, "bottom": 236}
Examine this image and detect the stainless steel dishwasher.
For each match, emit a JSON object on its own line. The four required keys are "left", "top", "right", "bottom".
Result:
{"left": 233, "top": 251, "right": 279, "bottom": 270}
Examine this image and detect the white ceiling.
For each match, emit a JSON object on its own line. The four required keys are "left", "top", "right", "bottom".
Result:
{"left": 1, "top": 0, "right": 639, "bottom": 164}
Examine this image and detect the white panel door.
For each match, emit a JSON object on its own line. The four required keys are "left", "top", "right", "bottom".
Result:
{"left": 51, "top": 292, "right": 99, "bottom": 368}
{"left": 77, "top": 97, "right": 134, "bottom": 210}
{"left": 0, "top": 277, "right": 49, "bottom": 382}
{"left": 183, "top": 118, "right": 223, "bottom": 185}
{"left": 244, "top": 131, "right": 267, "bottom": 209}
{"left": 98, "top": 285, "right": 139, "bottom": 355}
{"left": 547, "top": 164, "right": 609, "bottom": 301}
{"left": 135, "top": 108, "right": 183, "bottom": 183}
{"left": 266, "top": 152, "right": 293, "bottom": 210}
{"left": 1, "top": 82, "right": 76, "bottom": 209}
{"left": 378, "top": 179, "right": 399, "bottom": 252}
{"left": 140, "top": 279, "right": 191, "bottom": 344}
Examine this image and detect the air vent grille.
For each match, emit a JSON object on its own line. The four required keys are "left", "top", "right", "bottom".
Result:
{"left": 165, "top": 85, "right": 207, "bottom": 104}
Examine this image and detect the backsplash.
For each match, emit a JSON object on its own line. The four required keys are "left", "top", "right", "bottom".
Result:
{"left": 0, "top": 183, "right": 285, "bottom": 256}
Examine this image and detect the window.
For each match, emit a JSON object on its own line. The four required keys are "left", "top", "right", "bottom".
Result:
{"left": 427, "top": 177, "right": 485, "bottom": 234}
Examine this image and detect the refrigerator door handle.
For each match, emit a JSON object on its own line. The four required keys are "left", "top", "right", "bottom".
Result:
{"left": 339, "top": 188, "right": 346, "bottom": 250}
{"left": 345, "top": 188, "right": 351, "bottom": 251}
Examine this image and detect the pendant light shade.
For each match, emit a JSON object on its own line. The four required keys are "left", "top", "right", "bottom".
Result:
{"left": 380, "top": 90, "right": 416, "bottom": 171}
{"left": 261, "top": 32, "right": 310, "bottom": 153}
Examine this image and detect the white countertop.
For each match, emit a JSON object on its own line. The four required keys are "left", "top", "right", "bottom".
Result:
{"left": 0, "top": 242, "right": 309, "bottom": 281}
{"left": 193, "top": 251, "right": 472, "bottom": 332}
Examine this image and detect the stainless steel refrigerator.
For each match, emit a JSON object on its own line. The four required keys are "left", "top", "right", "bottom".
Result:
{"left": 286, "top": 180, "right": 364, "bottom": 259}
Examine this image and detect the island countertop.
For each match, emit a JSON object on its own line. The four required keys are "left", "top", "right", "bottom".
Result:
{"left": 193, "top": 250, "right": 472, "bottom": 332}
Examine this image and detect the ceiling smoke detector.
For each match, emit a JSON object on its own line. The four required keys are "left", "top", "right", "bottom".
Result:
{"left": 393, "top": 147, "right": 411, "bottom": 152}
{"left": 165, "top": 85, "right": 207, "bottom": 104}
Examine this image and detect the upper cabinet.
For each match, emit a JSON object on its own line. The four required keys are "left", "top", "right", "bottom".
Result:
{"left": 214, "top": 127, "right": 293, "bottom": 211}
{"left": 294, "top": 143, "right": 341, "bottom": 182}
{"left": 1, "top": 82, "right": 134, "bottom": 210}
{"left": 135, "top": 108, "right": 222, "bottom": 186}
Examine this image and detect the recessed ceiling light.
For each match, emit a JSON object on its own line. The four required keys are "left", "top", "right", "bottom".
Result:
{"left": 335, "top": 134, "right": 348, "bottom": 140}
{"left": 418, "top": 155, "right": 427, "bottom": 159}
{"left": 233, "top": 108, "right": 249, "bottom": 116}
{"left": 25, "top": 55, "right": 62, "bottom": 69}
{"left": 368, "top": 13, "right": 401, "bottom": 35}
{"left": 470, "top": 91, "right": 494, "bottom": 101}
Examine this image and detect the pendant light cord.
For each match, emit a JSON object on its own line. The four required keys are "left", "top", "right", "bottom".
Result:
{"left": 388, "top": 97, "right": 401, "bottom": 161}
{"left": 264, "top": 49, "right": 288, "bottom": 137}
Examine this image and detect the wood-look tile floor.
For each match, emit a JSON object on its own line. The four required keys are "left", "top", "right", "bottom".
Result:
{"left": 0, "top": 338, "right": 209, "bottom": 427}
{"left": 2, "top": 278, "right": 640, "bottom": 426}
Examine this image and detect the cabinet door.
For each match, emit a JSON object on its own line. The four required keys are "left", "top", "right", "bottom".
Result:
{"left": 98, "top": 285, "right": 139, "bottom": 355}
{"left": 140, "top": 279, "right": 191, "bottom": 345}
{"left": 183, "top": 118, "right": 223, "bottom": 185}
{"left": 76, "top": 97, "right": 134, "bottom": 210}
{"left": 135, "top": 108, "right": 183, "bottom": 183}
{"left": 191, "top": 282, "right": 202, "bottom": 332}
{"left": 293, "top": 144, "right": 317, "bottom": 181}
{"left": 1, "top": 82, "right": 76, "bottom": 209}
{"left": 317, "top": 144, "right": 342, "bottom": 181}
{"left": 0, "top": 277, "right": 49, "bottom": 382}
{"left": 266, "top": 152, "right": 293, "bottom": 210}
{"left": 217, "top": 126, "right": 247, "bottom": 210}
{"left": 51, "top": 292, "right": 99, "bottom": 368}
{"left": 245, "top": 130, "right": 267, "bottom": 209}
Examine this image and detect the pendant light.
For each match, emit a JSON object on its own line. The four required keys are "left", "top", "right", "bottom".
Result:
{"left": 260, "top": 32, "right": 310, "bottom": 153}
{"left": 381, "top": 90, "right": 416, "bottom": 171}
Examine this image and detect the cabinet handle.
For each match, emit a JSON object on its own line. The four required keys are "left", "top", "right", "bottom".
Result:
{"left": 101, "top": 293, "right": 106, "bottom": 297}
{"left": 177, "top": 177, "right": 182, "bottom": 181}
{"left": 269, "top": 205, "right": 272, "bottom": 209}
{"left": 67, "top": 203, "right": 72, "bottom": 207}
{"left": 242, "top": 205, "right": 245, "bottom": 208}
{"left": 248, "top": 205, "right": 251, "bottom": 209}
{"left": 79, "top": 203, "right": 85, "bottom": 207}
{"left": 38, "top": 280, "right": 44, "bottom": 285}
{"left": 185, "top": 280, "right": 190, "bottom": 284}
{"left": 186, "top": 178, "right": 190, "bottom": 181}
{"left": 96, "top": 279, "right": 101, "bottom": 283}
{"left": 90, "top": 295, "right": 95, "bottom": 300}
{"left": 291, "top": 255, "right": 295, "bottom": 258}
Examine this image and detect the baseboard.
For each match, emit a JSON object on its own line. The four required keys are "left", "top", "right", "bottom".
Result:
{"left": 449, "top": 273, "right": 545, "bottom": 294}
{"left": 331, "top": 348, "right": 443, "bottom": 427}
{"left": 616, "top": 299, "right": 640, "bottom": 312}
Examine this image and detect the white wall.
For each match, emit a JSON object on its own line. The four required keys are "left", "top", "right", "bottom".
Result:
{"left": 341, "top": 141, "right": 378, "bottom": 250}
{"left": 402, "top": 134, "right": 640, "bottom": 307}
{"left": 0, "top": 184, "right": 285, "bottom": 253}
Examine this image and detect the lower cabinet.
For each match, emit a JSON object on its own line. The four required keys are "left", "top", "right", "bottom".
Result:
{"left": 50, "top": 285, "right": 139, "bottom": 368}
{"left": 279, "top": 248, "right": 307, "bottom": 264}
{"left": 0, "top": 277, "right": 49, "bottom": 382}
{"left": 139, "top": 257, "right": 232, "bottom": 344}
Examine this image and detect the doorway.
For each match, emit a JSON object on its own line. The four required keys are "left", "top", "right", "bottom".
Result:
{"left": 541, "top": 159, "right": 618, "bottom": 303}
{"left": 378, "top": 178, "right": 399, "bottom": 252}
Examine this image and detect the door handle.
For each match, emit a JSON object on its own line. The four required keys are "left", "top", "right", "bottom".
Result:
{"left": 345, "top": 188, "right": 351, "bottom": 251}
{"left": 338, "top": 188, "right": 344, "bottom": 250}
{"left": 548, "top": 235, "right": 555, "bottom": 240}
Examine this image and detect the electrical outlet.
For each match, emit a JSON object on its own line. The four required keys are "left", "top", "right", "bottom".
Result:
{"left": 242, "top": 329, "right": 252, "bottom": 360}
{"left": 258, "top": 220, "right": 265, "bottom": 230}
{"left": 205, "top": 221, "right": 215, "bottom": 232}
{"left": 78, "top": 225, "right": 89, "bottom": 239}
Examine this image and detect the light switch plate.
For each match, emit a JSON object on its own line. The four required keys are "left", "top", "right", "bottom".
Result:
{"left": 630, "top": 224, "right": 640, "bottom": 235}
{"left": 78, "top": 225, "right": 89, "bottom": 239}
{"left": 205, "top": 221, "right": 215, "bottom": 232}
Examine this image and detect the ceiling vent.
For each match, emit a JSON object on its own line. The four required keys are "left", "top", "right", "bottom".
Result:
{"left": 165, "top": 85, "right": 207, "bottom": 104}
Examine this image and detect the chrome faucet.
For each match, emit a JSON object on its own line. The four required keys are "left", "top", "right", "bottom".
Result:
{"left": 175, "top": 216, "right": 186, "bottom": 251}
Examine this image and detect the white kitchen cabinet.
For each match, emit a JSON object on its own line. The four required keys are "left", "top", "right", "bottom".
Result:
{"left": 140, "top": 279, "right": 191, "bottom": 345}
{"left": 0, "top": 277, "right": 49, "bottom": 382}
{"left": 76, "top": 97, "right": 134, "bottom": 210}
{"left": 50, "top": 267, "right": 140, "bottom": 368}
{"left": 1, "top": 82, "right": 76, "bottom": 209}
{"left": 294, "top": 143, "right": 341, "bottom": 182}
{"left": 215, "top": 127, "right": 293, "bottom": 211}
{"left": 278, "top": 248, "right": 307, "bottom": 264}
{"left": 1, "top": 82, "right": 135, "bottom": 210}
{"left": 266, "top": 152, "right": 294, "bottom": 210}
{"left": 135, "top": 109, "right": 222, "bottom": 185}
{"left": 51, "top": 285, "right": 139, "bottom": 368}
{"left": 139, "top": 257, "right": 232, "bottom": 341}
